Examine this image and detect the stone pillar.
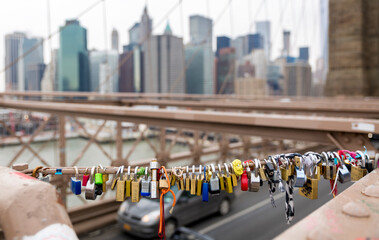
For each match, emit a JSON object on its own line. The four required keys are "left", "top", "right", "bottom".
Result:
{"left": 325, "top": 0, "right": 379, "bottom": 96}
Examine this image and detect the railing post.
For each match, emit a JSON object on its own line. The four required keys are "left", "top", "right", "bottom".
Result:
{"left": 116, "top": 121, "right": 123, "bottom": 162}
{"left": 58, "top": 115, "right": 67, "bottom": 207}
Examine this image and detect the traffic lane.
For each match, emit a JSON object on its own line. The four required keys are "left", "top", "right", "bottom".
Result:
{"left": 79, "top": 180, "right": 353, "bottom": 240}
{"left": 199, "top": 180, "right": 353, "bottom": 240}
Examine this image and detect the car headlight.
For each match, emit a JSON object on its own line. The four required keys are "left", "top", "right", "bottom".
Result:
{"left": 118, "top": 201, "right": 129, "bottom": 214}
{"left": 141, "top": 210, "right": 160, "bottom": 223}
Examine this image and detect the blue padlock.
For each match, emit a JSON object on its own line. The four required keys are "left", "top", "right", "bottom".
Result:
{"left": 71, "top": 166, "right": 82, "bottom": 195}
{"left": 202, "top": 166, "right": 209, "bottom": 202}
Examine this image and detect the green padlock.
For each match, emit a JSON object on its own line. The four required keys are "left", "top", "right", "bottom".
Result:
{"left": 95, "top": 167, "right": 103, "bottom": 185}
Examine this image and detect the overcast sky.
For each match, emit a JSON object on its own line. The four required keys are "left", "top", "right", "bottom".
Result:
{"left": 0, "top": 0, "right": 324, "bottom": 91}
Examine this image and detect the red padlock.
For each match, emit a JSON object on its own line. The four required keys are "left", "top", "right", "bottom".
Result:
{"left": 82, "top": 174, "right": 90, "bottom": 186}
{"left": 241, "top": 169, "right": 249, "bottom": 191}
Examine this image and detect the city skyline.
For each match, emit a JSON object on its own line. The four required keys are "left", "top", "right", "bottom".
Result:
{"left": 0, "top": 0, "right": 324, "bottom": 91}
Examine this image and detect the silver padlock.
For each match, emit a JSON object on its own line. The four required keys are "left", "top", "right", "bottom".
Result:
{"left": 141, "top": 167, "right": 151, "bottom": 197}
{"left": 85, "top": 166, "right": 97, "bottom": 200}
{"left": 294, "top": 157, "right": 306, "bottom": 187}
{"left": 150, "top": 180, "right": 158, "bottom": 199}
{"left": 249, "top": 159, "right": 260, "bottom": 192}
{"left": 333, "top": 152, "right": 351, "bottom": 183}
{"left": 209, "top": 164, "right": 220, "bottom": 195}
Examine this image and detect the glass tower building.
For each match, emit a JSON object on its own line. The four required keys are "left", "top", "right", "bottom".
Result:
{"left": 58, "top": 20, "right": 89, "bottom": 91}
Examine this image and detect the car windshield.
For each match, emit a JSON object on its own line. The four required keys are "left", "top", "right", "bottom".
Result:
{"left": 150, "top": 185, "right": 179, "bottom": 203}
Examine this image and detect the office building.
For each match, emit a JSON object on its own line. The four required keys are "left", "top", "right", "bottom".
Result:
{"left": 185, "top": 44, "right": 205, "bottom": 94}
{"left": 111, "top": 28, "right": 119, "bottom": 51}
{"left": 299, "top": 47, "right": 309, "bottom": 62}
{"left": 58, "top": 20, "right": 90, "bottom": 91}
{"left": 119, "top": 47, "right": 144, "bottom": 93}
{"left": 129, "top": 23, "right": 140, "bottom": 45}
{"left": 41, "top": 50, "right": 58, "bottom": 92}
{"left": 247, "top": 34, "right": 264, "bottom": 54}
{"left": 89, "top": 50, "right": 119, "bottom": 92}
{"left": 4, "top": 32, "right": 26, "bottom": 91}
{"left": 282, "top": 31, "right": 291, "bottom": 57}
{"left": 235, "top": 77, "right": 267, "bottom": 96}
{"left": 143, "top": 23, "right": 185, "bottom": 93}
{"left": 256, "top": 21, "right": 271, "bottom": 61}
{"left": 243, "top": 49, "right": 267, "bottom": 79}
{"left": 231, "top": 36, "right": 247, "bottom": 60}
{"left": 216, "top": 36, "right": 231, "bottom": 57}
{"left": 189, "top": 15, "right": 214, "bottom": 94}
{"left": 283, "top": 62, "right": 312, "bottom": 96}
{"left": 140, "top": 7, "right": 152, "bottom": 44}
{"left": 267, "top": 64, "right": 281, "bottom": 95}
{"left": 17, "top": 37, "right": 45, "bottom": 91}
{"left": 215, "top": 47, "right": 235, "bottom": 94}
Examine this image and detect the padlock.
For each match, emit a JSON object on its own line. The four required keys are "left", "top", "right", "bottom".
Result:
{"left": 125, "top": 166, "right": 132, "bottom": 198}
{"left": 196, "top": 165, "right": 203, "bottom": 196}
{"left": 218, "top": 164, "right": 225, "bottom": 191}
{"left": 116, "top": 166, "right": 125, "bottom": 202}
{"left": 159, "top": 171, "right": 169, "bottom": 189}
{"left": 95, "top": 167, "right": 103, "bottom": 185}
{"left": 95, "top": 184, "right": 103, "bottom": 196}
{"left": 209, "top": 164, "right": 220, "bottom": 195}
{"left": 102, "top": 173, "right": 109, "bottom": 192}
{"left": 224, "top": 163, "right": 233, "bottom": 194}
{"left": 185, "top": 175, "right": 190, "bottom": 192}
{"left": 150, "top": 162, "right": 159, "bottom": 199}
{"left": 141, "top": 167, "right": 151, "bottom": 197}
{"left": 299, "top": 178, "right": 318, "bottom": 200}
{"left": 85, "top": 181, "right": 97, "bottom": 200}
{"left": 259, "top": 164, "right": 267, "bottom": 181}
{"left": 249, "top": 159, "right": 260, "bottom": 192}
{"left": 294, "top": 167, "right": 306, "bottom": 187}
{"left": 280, "top": 166, "right": 289, "bottom": 181}
{"left": 111, "top": 166, "right": 121, "bottom": 190}
{"left": 202, "top": 166, "right": 209, "bottom": 202}
{"left": 39, "top": 175, "right": 50, "bottom": 183}
{"left": 71, "top": 166, "right": 81, "bottom": 195}
{"left": 170, "top": 173, "right": 176, "bottom": 186}
{"left": 131, "top": 167, "right": 141, "bottom": 203}
{"left": 82, "top": 171, "right": 90, "bottom": 186}
{"left": 85, "top": 166, "right": 96, "bottom": 200}
{"left": 190, "top": 166, "right": 196, "bottom": 195}
{"left": 333, "top": 153, "right": 350, "bottom": 183}
{"left": 241, "top": 169, "right": 249, "bottom": 191}
{"left": 229, "top": 163, "right": 238, "bottom": 187}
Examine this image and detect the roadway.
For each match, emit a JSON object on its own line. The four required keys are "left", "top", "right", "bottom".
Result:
{"left": 79, "top": 180, "right": 353, "bottom": 240}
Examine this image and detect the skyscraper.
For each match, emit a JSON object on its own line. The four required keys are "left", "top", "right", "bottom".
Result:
{"left": 58, "top": 20, "right": 89, "bottom": 91}
{"left": 129, "top": 23, "right": 140, "bottom": 45}
{"left": 89, "top": 50, "right": 119, "bottom": 92}
{"left": 144, "top": 23, "right": 185, "bottom": 93}
{"left": 284, "top": 62, "right": 312, "bottom": 96}
{"left": 320, "top": 0, "right": 329, "bottom": 83}
{"left": 4, "top": 32, "right": 26, "bottom": 91}
{"left": 232, "top": 36, "right": 247, "bottom": 60}
{"left": 247, "top": 34, "right": 264, "bottom": 54}
{"left": 256, "top": 21, "right": 271, "bottom": 61}
{"left": 140, "top": 7, "right": 152, "bottom": 43}
{"left": 298, "top": 47, "right": 309, "bottom": 62}
{"left": 282, "top": 31, "right": 291, "bottom": 57}
{"left": 189, "top": 15, "right": 214, "bottom": 94}
{"left": 111, "top": 28, "right": 119, "bottom": 51}
{"left": 216, "top": 36, "right": 231, "bottom": 57}
{"left": 185, "top": 44, "right": 205, "bottom": 94}
{"left": 41, "top": 50, "right": 58, "bottom": 92}
{"left": 18, "top": 37, "right": 44, "bottom": 91}
{"left": 216, "top": 47, "right": 235, "bottom": 94}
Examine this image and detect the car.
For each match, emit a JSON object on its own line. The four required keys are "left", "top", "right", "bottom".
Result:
{"left": 117, "top": 185, "right": 235, "bottom": 239}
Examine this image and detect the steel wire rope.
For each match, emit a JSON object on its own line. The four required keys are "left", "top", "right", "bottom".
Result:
{"left": 0, "top": 0, "right": 104, "bottom": 78}
{"left": 272, "top": 0, "right": 289, "bottom": 56}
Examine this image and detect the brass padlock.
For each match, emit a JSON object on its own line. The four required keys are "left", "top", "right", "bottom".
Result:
{"left": 224, "top": 163, "right": 233, "bottom": 194}
{"left": 190, "top": 165, "right": 197, "bottom": 195}
{"left": 196, "top": 165, "right": 203, "bottom": 196}
{"left": 159, "top": 172, "right": 169, "bottom": 189}
{"left": 229, "top": 163, "right": 238, "bottom": 187}
{"left": 131, "top": 166, "right": 141, "bottom": 203}
{"left": 125, "top": 167, "right": 132, "bottom": 198}
{"left": 299, "top": 178, "right": 318, "bottom": 200}
{"left": 116, "top": 166, "right": 125, "bottom": 202}
{"left": 218, "top": 164, "right": 225, "bottom": 191}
